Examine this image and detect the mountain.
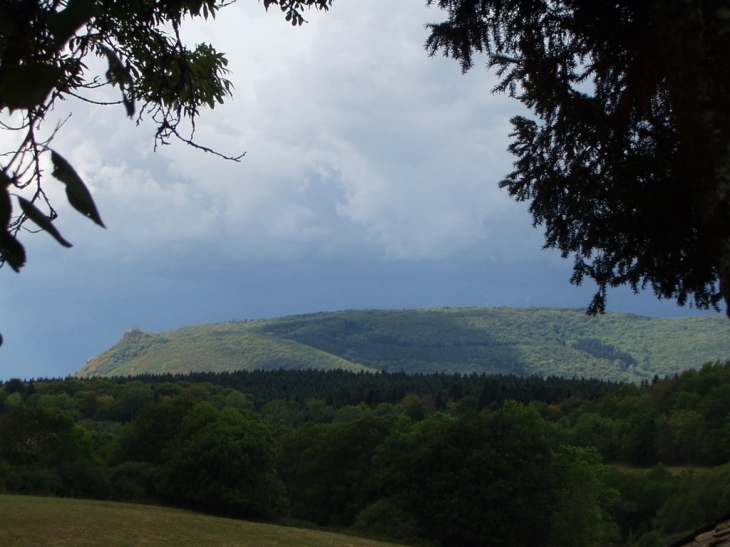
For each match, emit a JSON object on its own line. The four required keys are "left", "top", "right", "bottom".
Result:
{"left": 75, "top": 307, "right": 730, "bottom": 382}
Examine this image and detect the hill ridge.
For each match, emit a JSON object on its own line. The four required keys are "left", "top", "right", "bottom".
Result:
{"left": 75, "top": 307, "right": 730, "bottom": 382}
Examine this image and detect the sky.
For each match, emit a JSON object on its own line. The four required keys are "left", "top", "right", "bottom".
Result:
{"left": 0, "top": 0, "right": 720, "bottom": 380}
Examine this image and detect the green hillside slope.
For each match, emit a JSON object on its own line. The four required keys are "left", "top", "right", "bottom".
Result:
{"left": 75, "top": 307, "right": 730, "bottom": 382}
{"left": 79, "top": 325, "right": 375, "bottom": 377}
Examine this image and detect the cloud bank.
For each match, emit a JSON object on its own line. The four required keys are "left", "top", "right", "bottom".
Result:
{"left": 0, "top": 1, "right": 713, "bottom": 380}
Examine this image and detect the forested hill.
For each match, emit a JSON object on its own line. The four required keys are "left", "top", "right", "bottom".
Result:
{"left": 75, "top": 307, "right": 730, "bottom": 382}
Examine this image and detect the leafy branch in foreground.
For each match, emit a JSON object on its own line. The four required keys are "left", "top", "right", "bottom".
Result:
{"left": 0, "top": 0, "right": 333, "bottom": 345}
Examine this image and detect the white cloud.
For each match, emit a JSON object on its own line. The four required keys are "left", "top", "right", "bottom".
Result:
{"left": 2, "top": 0, "right": 551, "bottom": 289}
{"left": 28, "top": 0, "right": 536, "bottom": 264}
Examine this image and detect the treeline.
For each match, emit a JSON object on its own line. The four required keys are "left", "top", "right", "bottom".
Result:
{"left": 134, "top": 369, "right": 622, "bottom": 408}
{"left": 1, "top": 366, "right": 730, "bottom": 546}
{"left": 557, "top": 362, "right": 730, "bottom": 466}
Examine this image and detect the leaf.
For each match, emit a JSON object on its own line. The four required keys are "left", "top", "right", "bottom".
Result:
{"left": 0, "top": 172, "right": 11, "bottom": 228}
{"left": 0, "top": 64, "right": 63, "bottom": 111}
{"left": 17, "top": 197, "right": 73, "bottom": 248}
{"left": 50, "top": 151, "right": 105, "bottom": 228}
{"left": 99, "top": 45, "right": 130, "bottom": 86}
{"left": 0, "top": 232, "right": 26, "bottom": 272}
{"left": 98, "top": 45, "right": 135, "bottom": 117}
{"left": 48, "top": 0, "right": 99, "bottom": 49}
{"left": 122, "top": 91, "right": 135, "bottom": 118}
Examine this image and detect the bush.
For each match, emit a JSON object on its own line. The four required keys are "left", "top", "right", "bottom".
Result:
{"left": 635, "top": 530, "right": 668, "bottom": 547}
{"left": 0, "top": 460, "right": 22, "bottom": 492}
{"left": 109, "top": 461, "right": 160, "bottom": 501}
{"left": 58, "top": 462, "right": 111, "bottom": 499}
{"left": 15, "top": 465, "right": 62, "bottom": 495}
{"left": 353, "top": 499, "right": 422, "bottom": 542}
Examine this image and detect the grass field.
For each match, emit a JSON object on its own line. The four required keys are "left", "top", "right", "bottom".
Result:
{"left": 0, "top": 495, "right": 403, "bottom": 547}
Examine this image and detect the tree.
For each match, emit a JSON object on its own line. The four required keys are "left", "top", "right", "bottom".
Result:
{"left": 156, "top": 403, "right": 285, "bottom": 519}
{"left": 425, "top": 0, "right": 730, "bottom": 314}
{"left": 373, "top": 404, "right": 556, "bottom": 547}
{"left": 107, "top": 395, "right": 198, "bottom": 465}
{"left": 0, "top": 0, "right": 333, "bottom": 342}
{"left": 549, "top": 446, "right": 620, "bottom": 547}
{"left": 278, "top": 414, "right": 403, "bottom": 526}
{"left": 0, "top": 405, "right": 92, "bottom": 466}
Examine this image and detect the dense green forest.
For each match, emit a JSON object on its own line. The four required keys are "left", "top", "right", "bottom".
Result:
{"left": 3, "top": 364, "right": 730, "bottom": 546}
{"left": 76, "top": 307, "right": 730, "bottom": 383}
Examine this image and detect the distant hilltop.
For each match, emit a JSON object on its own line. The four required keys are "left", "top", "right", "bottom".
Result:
{"left": 75, "top": 307, "right": 730, "bottom": 383}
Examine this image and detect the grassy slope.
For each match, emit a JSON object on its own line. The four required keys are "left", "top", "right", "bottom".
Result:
{"left": 78, "top": 325, "right": 374, "bottom": 377}
{"left": 75, "top": 307, "right": 730, "bottom": 382}
{"left": 0, "top": 495, "right": 403, "bottom": 547}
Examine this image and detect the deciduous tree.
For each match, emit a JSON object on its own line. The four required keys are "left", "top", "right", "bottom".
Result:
{"left": 550, "top": 445, "right": 620, "bottom": 547}
{"left": 0, "top": 405, "right": 92, "bottom": 465}
{"left": 373, "top": 404, "right": 555, "bottom": 547}
{"left": 156, "top": 402, "right": 285, "bottom": 519}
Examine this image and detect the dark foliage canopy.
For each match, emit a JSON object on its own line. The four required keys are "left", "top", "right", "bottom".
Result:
{"left": 426, "top": 0, "right": 730, "bottom": 314}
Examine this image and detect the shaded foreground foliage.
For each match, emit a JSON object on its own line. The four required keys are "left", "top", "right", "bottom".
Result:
{"left": 2, "top": 364, "right": 730, "bottom": 546}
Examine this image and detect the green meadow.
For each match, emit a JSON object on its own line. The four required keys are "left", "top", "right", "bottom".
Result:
{"left": 0, "top": 495, "right": 402, "bottom": 547}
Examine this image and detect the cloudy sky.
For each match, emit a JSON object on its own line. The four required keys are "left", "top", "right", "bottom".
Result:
{"left": 0, "top": 1, "right": 719, "bottom": 380}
